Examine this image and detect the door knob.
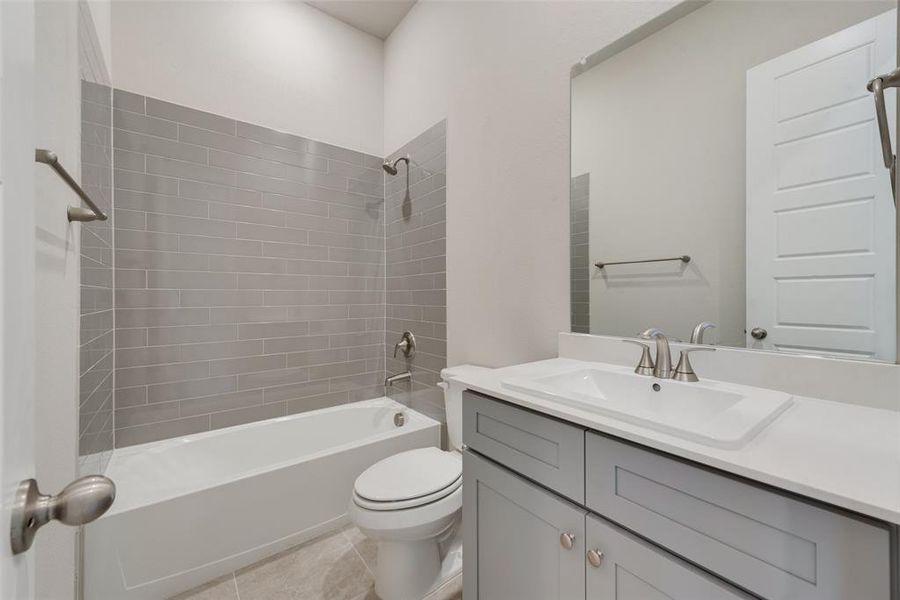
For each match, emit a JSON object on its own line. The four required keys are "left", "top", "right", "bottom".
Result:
{"left": 587, "top": 549, "right": 605, "bottom": 568}
{"left": 10, "top": 475, "right": 115, "bottom": 555}
{"left": 559, "top": 532, "right": 576, "bottom": 550}
{"left": 750, "top": 327, "right": 768, "bottom": 340}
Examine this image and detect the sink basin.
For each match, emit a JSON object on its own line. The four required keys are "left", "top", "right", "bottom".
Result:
{"left": 501, "top": 366, "right": 793, "bottom": 449}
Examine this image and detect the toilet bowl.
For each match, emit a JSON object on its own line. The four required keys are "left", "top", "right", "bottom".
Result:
{"left": 348, "top": 365, "right": 488, "bottom": 600}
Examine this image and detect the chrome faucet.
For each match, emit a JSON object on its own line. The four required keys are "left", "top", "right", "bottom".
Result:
{"left": 690, "top": 322, "right": 716, "bottom": 344}
{"left": 640, "top": 328, "right": 674, "bottom": 379}
{"left": 384, "top": 371, "right": 412, "bottom": 388}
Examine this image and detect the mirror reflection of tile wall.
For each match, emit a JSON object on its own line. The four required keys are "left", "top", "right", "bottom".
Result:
{"left": 571, "top": 0, "right": 898, "bottom": 362}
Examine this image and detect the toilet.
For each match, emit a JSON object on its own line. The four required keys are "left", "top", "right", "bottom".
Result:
{"left": 349, "top": 365, "right": 487, "bottom": 600}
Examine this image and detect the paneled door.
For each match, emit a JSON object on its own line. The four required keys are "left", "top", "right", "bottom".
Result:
{"left": 747, "top": 10, "right": 897, "bottom": 361}
{"left": 462, "top": 451, "right": 586, "bottom": 600}
{"left": 0, "top": 0, "right": 37, "bottom": 597}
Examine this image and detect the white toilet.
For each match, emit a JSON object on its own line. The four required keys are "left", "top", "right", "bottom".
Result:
{"left": 349, "top": 365, "right": 487, "bottom": 600}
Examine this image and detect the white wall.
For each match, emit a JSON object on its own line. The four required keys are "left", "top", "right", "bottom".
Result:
{"left": 86, "top": 0, "right": 111, "bottom": 74}
{"left": 112, "top": 0, "right": 384, "bottom": 155}
{"left": 383, "top": 1, "right": 678, "bottom": 367}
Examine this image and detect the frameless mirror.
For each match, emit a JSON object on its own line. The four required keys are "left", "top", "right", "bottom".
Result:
{"left": 571, "top": 0, "right": 899, "bottom": 363}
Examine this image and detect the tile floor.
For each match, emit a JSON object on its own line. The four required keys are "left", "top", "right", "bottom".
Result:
{"left": 171, "top": 526, "right": 462, "bottom": 600}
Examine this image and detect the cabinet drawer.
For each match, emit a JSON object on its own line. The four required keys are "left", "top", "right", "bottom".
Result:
{"left": 586, "top": 514, "right": 752, "bottom": 599}
{"left": 463, "top": 391, "right": 585, "bottom": 502}
{"left": 585, "top": 432, "right": 892, "bottom": 600}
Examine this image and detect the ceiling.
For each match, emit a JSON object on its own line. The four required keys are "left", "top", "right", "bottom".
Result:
{"left": 306, "top": 1, "right": 417, "bottom": 40}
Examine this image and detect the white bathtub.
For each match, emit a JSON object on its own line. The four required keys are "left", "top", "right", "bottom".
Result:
{"left": 84, "top": 398, "right": 440, "bottom": 600}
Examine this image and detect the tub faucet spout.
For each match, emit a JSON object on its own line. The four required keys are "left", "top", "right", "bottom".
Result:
{"left": 384, "top": 371, "right": 412, "bottom": 388}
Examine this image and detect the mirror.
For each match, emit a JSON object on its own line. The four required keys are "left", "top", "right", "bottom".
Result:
{"left": 571, "top": 0, "right": 899, "bottom": 362}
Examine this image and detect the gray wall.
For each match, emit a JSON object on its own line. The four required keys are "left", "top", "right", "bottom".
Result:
{"left": 570, "top": 174, "right": 589, "bottom": 334}
{"left": 384, "top": 122, "right": 447, "bottom": 425}
{"left": 112, "top": 89, "right": 386, "bottom": 446}
{"left": 79, "top": 1, "right": 114, "bottom": 472}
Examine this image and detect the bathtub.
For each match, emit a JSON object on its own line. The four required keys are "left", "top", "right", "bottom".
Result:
{"left": 84, "top": 398, "right": 440, "bottom": 600}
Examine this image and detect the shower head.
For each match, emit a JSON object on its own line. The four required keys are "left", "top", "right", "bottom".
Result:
{"left": 382, "top": 155, "right": 410, "bottom": 176}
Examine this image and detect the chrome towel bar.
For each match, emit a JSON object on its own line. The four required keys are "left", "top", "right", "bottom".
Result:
{"left": 35, "top": 149, "right": 108, "bottom": 223}
{"left": 866, "top": 68, "right": 900, "bottom": 201}
{"left": 595, "top": 255, "right": 690, "bottom": 269}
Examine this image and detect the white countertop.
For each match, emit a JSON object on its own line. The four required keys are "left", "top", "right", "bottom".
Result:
{"left": 455, "top": 358, "right": 900, "bottom": 525}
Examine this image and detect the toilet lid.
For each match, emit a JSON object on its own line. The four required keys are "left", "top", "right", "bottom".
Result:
{"left": 354, "top": 447, "right": 462, "bottom": 503}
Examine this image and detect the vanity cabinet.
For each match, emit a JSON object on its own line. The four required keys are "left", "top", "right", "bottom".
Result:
{"left": 462, "top": 450, "right": 585, "bottom": 600}
{"left": 462, "top": 391, "right": 896, "bottom": 600}
{"left": 585, "top": 515, "right": 751, "bottom": 600}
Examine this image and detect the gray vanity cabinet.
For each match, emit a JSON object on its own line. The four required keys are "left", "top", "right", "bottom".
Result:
{"left": 462, "top": 450, "right": 586, "bottom": 600}
{"left": 585, "top": 515, "right": 752, "bottom": 600}
{"left": 463, "top": 392, "right": 897, "bottom": 600}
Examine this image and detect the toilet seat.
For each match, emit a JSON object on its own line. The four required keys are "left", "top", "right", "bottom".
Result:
{"left": 353, "top": 447, "right": 462, "bottom": 511}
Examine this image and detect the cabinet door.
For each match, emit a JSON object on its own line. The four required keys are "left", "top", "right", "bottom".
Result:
{"left": 463, "top": 450, "right": 586, "bottom": 600}
{"left": 586, "top": 515, "right": 752, "bottom": 600}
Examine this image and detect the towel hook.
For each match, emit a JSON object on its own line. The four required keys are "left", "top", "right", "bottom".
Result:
{"left": 866, "top": 68, "right": 900, "bottom": 202}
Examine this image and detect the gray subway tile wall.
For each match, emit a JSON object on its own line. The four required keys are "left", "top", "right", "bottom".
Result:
{"left": 570, "top": 174, "right": 590, "bottom": 334}
{"left": 383, "top": 122, "right": 448, "bottom": 425}
{"left": 112, "top": 89, "right": 388, "bottom": 447}
{"left": 79, "top": 1, "right": 114, "bottom": 473}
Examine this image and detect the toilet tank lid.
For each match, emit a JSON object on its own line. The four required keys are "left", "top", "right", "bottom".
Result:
{"left": 440, "top": 365, "right": 491, "bottom": 381}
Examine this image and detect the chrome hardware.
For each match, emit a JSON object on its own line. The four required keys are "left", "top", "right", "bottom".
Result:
{"left": 866, "top": 69, "right": 900, "bottom": 200}
{"left": 35, "top": 149, "right": 108, "bottom": 223}
{"left": 393, "top": 412, "right": 406, "bottom": 427}
{"left": 672, "top": 347, "right": 716, "bottom": 383}
{"left": 750, "top": 327, "right": 768, "bottom": 340}
{"left": 393, "top": 331, "right": 416, "bottom": 360}
{"left": 622, "top": 339, "right": 655, "bottom": 376}
{"left": 587, "top": 549, "right": 604, "bottom": 568}
{"left": 11, "top": 475, "right": 115, "bottom": 555}
{"left": 690, "top": 322, "right": 716, "bottom": 345}
{"left": 595, "top": 255, "right": 690, "bottom": 269}
{"left": 384, "top": 371, "right": 412, "bottom": 388}
{"left": 559, "top": 532, "right": 576, "bottom": 550}
{"left": 640, "top": 328, "right": 673, "bottom": 379}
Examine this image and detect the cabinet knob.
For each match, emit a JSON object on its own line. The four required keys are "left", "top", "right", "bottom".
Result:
{"left": 587, "top": 549, "right": 604, "bottom": 568}
{"left": 559, "top": 532, "right": 575, "bottom": 550}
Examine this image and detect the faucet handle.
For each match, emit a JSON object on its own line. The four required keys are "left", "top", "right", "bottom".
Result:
{"left": 622, "top": 340, "right": 655, "bottom": 376}
{"left": 672, "top": 347, "right": 716, "bottom": 382}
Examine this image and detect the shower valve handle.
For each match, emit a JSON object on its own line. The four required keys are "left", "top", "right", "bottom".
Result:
{"left": 393, "top": 331, "right": 416, "bottom": 359}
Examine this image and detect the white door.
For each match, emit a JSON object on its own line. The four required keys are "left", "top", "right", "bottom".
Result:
{"left": 747, "top": 10, "right": 897, "bottom": 361}
{"left": 0, "top": 0, "right": 37, "bottom": 598}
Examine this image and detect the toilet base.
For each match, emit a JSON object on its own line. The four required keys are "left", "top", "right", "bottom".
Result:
{"left": 373, "top": 526, "right": 463, "bottom": 600}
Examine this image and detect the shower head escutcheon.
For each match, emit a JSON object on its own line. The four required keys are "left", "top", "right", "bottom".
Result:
{"left": 382, "top": 155, "right": 410, "bottom": 176}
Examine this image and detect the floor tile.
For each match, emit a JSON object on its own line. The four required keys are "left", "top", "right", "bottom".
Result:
{"left": 169, "top": 574, "right": 239, "bottom": 600}
{"left": 342, "top": 526, "right": 377, "bottom": 573}
{"left": 235, "top": 529, "right": 374, "bottom": 600}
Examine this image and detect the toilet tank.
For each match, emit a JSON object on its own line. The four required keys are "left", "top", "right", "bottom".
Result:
{"left": 440, "top": 365, "right": 490, "bottom": 452}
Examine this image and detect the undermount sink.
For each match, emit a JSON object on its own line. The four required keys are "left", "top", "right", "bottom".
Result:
{"left": 501, "top": 366, "right": 793, "bottom": 449}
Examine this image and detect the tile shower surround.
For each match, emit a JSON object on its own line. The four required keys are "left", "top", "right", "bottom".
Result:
{"left": 112, "top": 89, "right": 398, "bottom": 446}
{"left": 570, "top": 173, "right": 589, "bottom": 333}
{"left": 383, "top": 122, "right": 448, "bottom": 424}
{"left": 79, "top": 0, "right": 114, "bottom": 470}
{"left": 113, "top": 90, "right": 392, "bottom": 447}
